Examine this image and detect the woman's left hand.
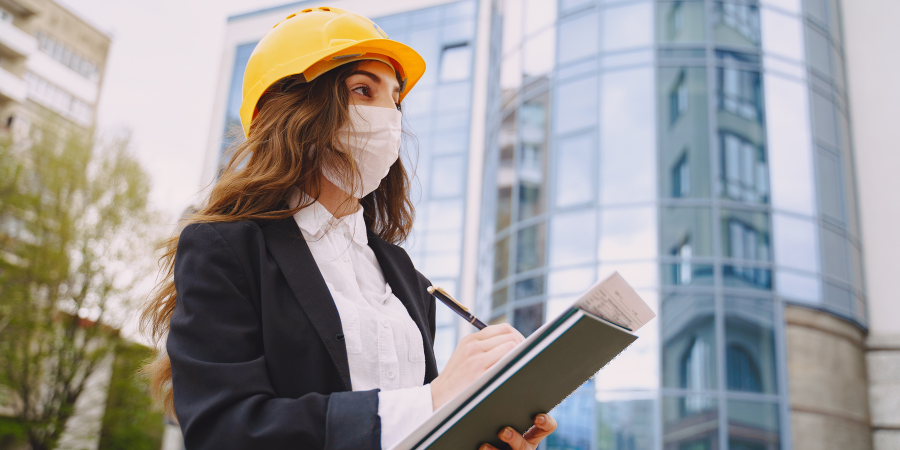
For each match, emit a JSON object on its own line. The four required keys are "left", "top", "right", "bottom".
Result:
{"left": 478, "top": 413, "right": 557, "bottom": 450}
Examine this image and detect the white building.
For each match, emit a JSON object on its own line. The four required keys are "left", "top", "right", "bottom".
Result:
{"left": 0, "top": 0, "right": 109, "bottom": 137}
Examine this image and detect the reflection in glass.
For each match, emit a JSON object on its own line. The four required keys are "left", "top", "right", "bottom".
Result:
{"left": 772, "top": 213, "right": 819, "bottom": 272}
{"left": 721, "top": 209, "right": 771, "bottom": 265}
{"left": 513, "top": 303, "right": 544, "bottom": 336}
{"left": 524, "top": 0, "right": 557, "bottom": 35}
{"left": 517, "top": 223, "right": 547, "bottom": 273}
{"left": 523, "top": 27, "right": 556, "bottom": 78}
{"left": 550, "top": 210, "right": 597, "bottom": 267}
{"left": 659, "top": 67, "right": 710, "bottom": 200}
{"left": 430, "top": 155, "right": 466, "bottom": 197}
{"left": 713, "top": 2, "right": 761, "bottom": 47}
{"left": 775, "top": 270, "right": 821, "bottom": 303}
{"left": 558, "top": 11, "right": 599, "bottom": 64}
{"left": 663, "top": 263, "right": 714, "bottom": 287}
{"left": 494, "top": 236, "right": 510, "bottom": 282}
{"left": 556, "top": 75, "right": 598, "bottom": 134}
{"left": 515, "top": 276, "right": 545, "bottom": 300}
{"left": 720, "top": 132, "right": 768, "bottom": 204}
{"left": 724, "top": 296, "right": 777, "bottom": 394}
{"left": 548, "top": 267, "right": 596, "bottom": 295}
{"left": 662, "top": 294, "right": 716, "bottom": 390}
{"left": 519, "top": 94, "right": 550, "bottom": 220}
{"left": 760, "top": 8, "right": 805, "bottom": 62}
{"left": 820, "top": 227, "right": 848, "bottom": 282}
{"left": 598, "top": 207, "right": 657, "bottom": 261}
{"left": 439, "top": 44, "right": 473, "bottom": 82}
{"left": 600, "top": 68, "right": 656, "bottom": 204}
{"left": 602, "top": 2, "right": 653, "bottom": 51}
{"left": 547, "top": 381, "right": 594, "bottom": 450}
{"left": 765, "top": 74, "right": 816, "bottom": 216}
{"left": 662, "top": 395, "right": 718, "bottom": 450}
{"left": 496, "top": 112, "right": 515, "bottom": 231}
{"left": 660, "top": 207, "right": 714, "bottom": 259}
{"left": 656, "top": 0, "right": 705, "bottom": 44}
{"left": 555, "top": 133, "right": 594, "bottom": 208}
{"left": 596, "top": 397, "right": 655, "bottom": 450}
{"left": 492, "top": 286, "right": 509, "bottom": 309}
{"left": 760, "top": 0, "right": 801, "bottom": 14}
{"left": 728, "top": 400, "right": 780, "bottom": 450}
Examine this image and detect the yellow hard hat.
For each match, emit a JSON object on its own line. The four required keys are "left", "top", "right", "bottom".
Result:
{"left": 239, "top": 6, "right": 427, "bottom": 137}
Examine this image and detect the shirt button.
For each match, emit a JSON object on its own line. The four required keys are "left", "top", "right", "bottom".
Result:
{"left": 387, "top": 371, "right": 395, "bottom": 379}
{"left": 381, "top": 320, "right": 389, "bottom": 328}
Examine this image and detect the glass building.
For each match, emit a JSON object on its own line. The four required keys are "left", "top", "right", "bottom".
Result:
{"left": 477, "top": 0, "right": 860, "bottom": 449}
{"left": 209, "top": 0, "right": 868, "bottom": 448}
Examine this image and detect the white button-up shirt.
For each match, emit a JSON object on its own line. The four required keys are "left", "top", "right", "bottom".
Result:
{"left": 292, "top": 196, "right": 433, "bottom": 449}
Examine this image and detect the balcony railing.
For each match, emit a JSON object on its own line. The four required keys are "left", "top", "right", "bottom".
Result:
{"left": 0, "top": 66, "right": 26, "bottom": 102}
{"left": 0, "top": 20, "right": 37, "bottom": 58}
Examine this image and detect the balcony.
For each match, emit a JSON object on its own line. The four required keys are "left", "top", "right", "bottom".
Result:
{"left": 0, "top": 65, "right": 25, "bottom": 102}
{"left": 0, "top": 19, "right": 37, "bottom": 59}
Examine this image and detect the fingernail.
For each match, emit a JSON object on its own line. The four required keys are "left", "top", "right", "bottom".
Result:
{"left": 503, "top": 428, "right": 513, "bottom": 439}
{"left": 536, "top": 414, "right": 546, "bottom": 425}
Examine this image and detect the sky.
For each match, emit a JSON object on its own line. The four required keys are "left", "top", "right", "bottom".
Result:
{"left": 59, "top": 0, "right": 296, "bottom": 341}
{"left": 62, "top": 0, "right": 290, "bottom": 221}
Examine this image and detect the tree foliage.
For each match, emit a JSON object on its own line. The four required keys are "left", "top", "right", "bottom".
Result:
{"left": 0, "top": 121, "right": 156, "bottom": 450}
{"left": 97, "top": 341, "right": 164, "bottom": 450}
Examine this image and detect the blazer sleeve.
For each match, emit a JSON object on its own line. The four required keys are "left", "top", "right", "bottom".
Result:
{"left": 168, "top": 223, "right": 381, "bottom": 450}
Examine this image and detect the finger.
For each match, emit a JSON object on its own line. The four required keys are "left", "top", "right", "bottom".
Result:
{"left": 473, "top": 323, "right": 518, "bottom": 340}
{"left": 476, "top": 332, "right": 522, "bottom": 353}
{"left": 524, "top": 414, "right": 557, "bottom": 444}
{"left": 478, "top": 444, "right": 499, "bottom": 450}
{"left": 478, "top": 340, "right": 518, "bottom": 367}
{"left": 498, "top": 426, "right": 529, "bottom": 450}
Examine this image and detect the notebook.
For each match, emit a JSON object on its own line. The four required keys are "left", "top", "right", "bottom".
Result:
{"left": 390, "top": 272, "right": 655, "bottom": 450}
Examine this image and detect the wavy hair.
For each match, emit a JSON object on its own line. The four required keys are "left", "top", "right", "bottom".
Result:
{"left": 140, "top": 62, "right": 416, "bottom": 418}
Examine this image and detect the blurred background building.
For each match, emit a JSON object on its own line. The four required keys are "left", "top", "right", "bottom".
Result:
{"left": 206, "top": 0, "right": 898, "bottom": 449}
{"left": 0, "top": 0, "right": 108, "bottom": 137}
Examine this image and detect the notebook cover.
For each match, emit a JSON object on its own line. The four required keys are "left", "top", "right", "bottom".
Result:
{"left": 415, "top": 312, "right": 637, "bottom": 450}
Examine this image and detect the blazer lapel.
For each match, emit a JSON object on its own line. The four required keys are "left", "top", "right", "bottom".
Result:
{"left": 262, "top": 217, "right": 353, "bottom": 391}
{"left": 366, "top": 230, "right": 439, "bottom": 382}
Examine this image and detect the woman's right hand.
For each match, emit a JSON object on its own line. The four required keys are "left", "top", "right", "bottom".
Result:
{"left": 430, "top": 324, "right": 525, "bottom": 411}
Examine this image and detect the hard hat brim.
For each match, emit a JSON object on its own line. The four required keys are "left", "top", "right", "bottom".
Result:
{"left": 240, "top": 38, "right": 426, "bottom": 137}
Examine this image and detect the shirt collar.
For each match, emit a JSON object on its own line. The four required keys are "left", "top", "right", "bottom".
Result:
{"left": 290, "top": 189, "right": 368, "bottom": 246}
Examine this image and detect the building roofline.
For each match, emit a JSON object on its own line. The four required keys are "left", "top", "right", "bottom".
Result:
{"left": 228, "top": 0, "right": 317, "bottom": 23}
{"left": 52, "top": 0, "right": 114, "bottom": 41}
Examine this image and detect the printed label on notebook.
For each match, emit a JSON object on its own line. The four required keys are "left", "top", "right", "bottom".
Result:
{"left": 573, "top": 272, "right": 656, "bottom": 332}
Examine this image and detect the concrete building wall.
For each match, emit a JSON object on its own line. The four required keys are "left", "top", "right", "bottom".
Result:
{"left": 785, "top": 305, "right": 871, "bottom": 450}
{"left": 841, "top": 1, "right": 900, "bottom": 449}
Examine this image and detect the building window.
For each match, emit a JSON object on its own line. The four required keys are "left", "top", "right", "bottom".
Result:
{"left": 716, "top": 3, "right": 761, "bottom": 45}
{"left": 668, "top": 1, "right": 685, "bottom": 40}
{"left": 670, "top": 70, "right": 689, "bottom": 125}
{"left": 718, "top": 66, "right": 760, "bottom": 120}
{"left": 673, "top": 152, "right": 691, "bottom": 198}
{"left": 35, "top": 32, "right": 100, "bottom": 82}
{"left": 726, "top": 344, "right": 763, "bottom": 392}
{"left": 439, "top": 43, "right": 473, "bottom": 82}
{"left": 680, "top": 336, "right": 711, "bottom": 392}
{"left": 672, "top": 238, "right": 693, "bottom": 285}
{"left": 24, "top": 73, "right": 92, "bottom": 125}
{"left": 721, "top": 132, "right": 768, "bottom": 203}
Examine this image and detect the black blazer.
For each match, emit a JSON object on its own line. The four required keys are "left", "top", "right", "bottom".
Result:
{"left": 167, "top": 217, "right": 439, "bottom": 450}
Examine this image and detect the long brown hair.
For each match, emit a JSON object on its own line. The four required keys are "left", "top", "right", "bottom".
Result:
{"left": 140, "top": 62, "right": 415, "bottom": 418}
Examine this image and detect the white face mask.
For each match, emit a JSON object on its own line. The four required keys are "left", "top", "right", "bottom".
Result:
{"left": 323, "top": 104, "right": 402, "bottom": 199}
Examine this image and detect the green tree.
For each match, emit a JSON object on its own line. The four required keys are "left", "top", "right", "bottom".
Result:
{"left": 97, "top": 341, "right": 164, "bottom": 450}
{"left": 0, "top": 121, "right": 156, "bottom": 450}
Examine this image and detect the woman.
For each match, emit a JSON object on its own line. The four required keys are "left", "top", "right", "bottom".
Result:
{"left": 141, "top": 7, "right": 557, "bottom": 450}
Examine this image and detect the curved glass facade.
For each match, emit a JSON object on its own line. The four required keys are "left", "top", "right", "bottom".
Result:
{"left": 477, "top": 0, "right": 862, "bottom": 448}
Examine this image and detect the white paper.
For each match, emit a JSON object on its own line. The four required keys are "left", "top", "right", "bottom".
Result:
{"left": 574, "top": 272, "right": 655, "bottom": 331}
